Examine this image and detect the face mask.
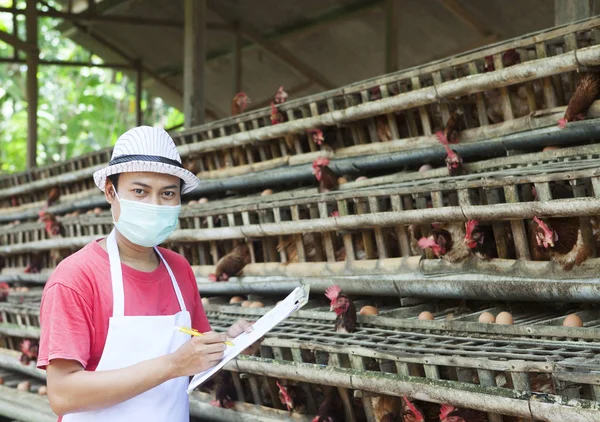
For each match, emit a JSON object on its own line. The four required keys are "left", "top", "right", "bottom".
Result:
{"left": 112, "top": 190, "right": 181, "bottom": 247}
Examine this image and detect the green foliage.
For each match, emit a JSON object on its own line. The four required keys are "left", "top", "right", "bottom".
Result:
{"left": 0, "top": 5, "right": 184, "bottom": 173}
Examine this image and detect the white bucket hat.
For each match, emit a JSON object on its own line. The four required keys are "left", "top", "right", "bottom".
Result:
{"left": 93, "top": 126, "right": 199, "bottom": 195}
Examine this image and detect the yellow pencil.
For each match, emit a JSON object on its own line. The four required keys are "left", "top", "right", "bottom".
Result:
{"left": 175, "top": 326, "right": 234, "bottom": 346}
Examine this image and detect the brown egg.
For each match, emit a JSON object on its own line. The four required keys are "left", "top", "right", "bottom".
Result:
{"left": 19, "top": 287, "right": 30, "bottom": 293}
{"left": 86, "top": 209, "right": 94, "bottom": 215}
{"left": 38, "top": 386, "right": 47, "bottom": 395}
{"left": 543, "top": 146, "right": 559, "bottom": 152}
{"left": 93, "top": 207, "right": 102, "bottom": 214}
{"left": 71, "top": 211, "right": 79, "bottom": 217}
{"left": 563, "top": 314, "right": 584, "bottom": 327}
{"left": 496, "top": 312, "right": 514, "bottom": 325}
{"left": 249, "top": 301, "right": 265, "bottom": 308}
{"left": 199, "top": 197, "right": 209, "bottom": 204}
{"left": 17, "top": 381, "right": 30, "bottom": 392}
{"left": 418, "top": 311, "right": 434, "bottom": 321}
{"left": 478, "top": 312, "right": 496, "bottom": 323}
{"left": 0, "top": 376, "right": 4, "bottom": 385}
{"left": 261, "top": 189, "right": 273, "bottom": 196}
{"left": 337, "top": 177, "right": 348, "bottom": 185}
{"left": 200, "top": 297, "right": 210, "bottom": 306}
{"left": 355, "top": 176, "right": 368, "bottom": 182}
{"left": 229, "top": 296, "right": 245, "bottom": 304}
{"left": 419, "top": 164, "right": 433, "bottom": 172}
{"left": 188, "top": 200, "right": 198, "bottom": 205}
{"left": 359, "top": 306, "right": 379, "bottom": 316}
{"left": 241, "top": 300, "right": 253, "bottom": 308}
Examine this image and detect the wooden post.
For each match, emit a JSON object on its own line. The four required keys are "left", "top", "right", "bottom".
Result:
{"left": 11, "top": 0, "right": 18, "bottom": 59}
{"left": 183, "top": 0, "right": 206, "bottom": 127}
{"left": 385, "top": 0, "right": 399, "bottom": 73}
{"left": 233, "top": 20, "right": 242, "bottom": 95}
{"left": 26, "top": 0, "right": 38, "bottom": 170}
{"left": 554, "top": 0, "right": 597, "bottom": 25}
{"left": 135, "top": 60, "right": 143, "bottom": 126}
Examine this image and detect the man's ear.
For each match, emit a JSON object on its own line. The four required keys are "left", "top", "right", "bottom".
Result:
{"left": 105, "top": 181, "right": 116, "bottom": 204}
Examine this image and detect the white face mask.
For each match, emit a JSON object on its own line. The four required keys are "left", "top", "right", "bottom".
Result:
{"left": 112, "top": 190, "right": 181, "bottom": 247}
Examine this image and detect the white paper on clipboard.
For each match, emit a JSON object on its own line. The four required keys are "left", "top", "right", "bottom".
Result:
{"left": 187, "top": 285, "right": 310, "bottom": 393}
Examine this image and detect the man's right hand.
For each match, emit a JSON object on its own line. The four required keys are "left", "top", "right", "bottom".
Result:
{"left": 169, "top": 331, "right": 227, "bottom": 377}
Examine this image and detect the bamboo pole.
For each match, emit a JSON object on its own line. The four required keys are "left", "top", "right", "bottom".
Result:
{"left": 4, "top": 196, "right": 600, "bottom": 254}
{"left": 226, "top": 358, "right": 600, "bottom": 421}
{"left": 0, "top": 385, "right": 55, "bottom": 422}
{"left": 170, "top": 197, "right": 600, "bottom": 242}
{"left": 177, "top": 46, "right": 600, "bottom": 156}
{"left": 189, "top": 391, "right": 313, "bottom": 421}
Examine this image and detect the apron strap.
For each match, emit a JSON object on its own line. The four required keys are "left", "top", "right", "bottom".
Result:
{"left": 154, "top": 247, "right": 187, "bottom": 312}
{"left": 107, "top": 229, "right": 186, "bottom": 316}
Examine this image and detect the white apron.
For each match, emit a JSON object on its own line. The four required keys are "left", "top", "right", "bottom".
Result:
{"left": 63, "top": 230, "right": 191, "bottom": 422}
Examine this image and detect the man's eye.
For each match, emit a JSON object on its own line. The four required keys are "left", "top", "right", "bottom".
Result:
{"left": 163, "top": 191, "right": 175, "bottom": 197}
{"left": 134, "top": 189, "right": 145, "bottom": 194}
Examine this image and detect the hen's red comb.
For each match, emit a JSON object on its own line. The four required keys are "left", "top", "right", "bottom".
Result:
{"left": 312, "top": 157, "right": 330, "bottom": 167}
{"left": 465, "top": 220, "right": 478, "bottom": 237}
{"left": 403, "top": 397, "right": 422, "bottom": 418}
{"left": 440, "top": 404, "right": 455, "bottom": 420}
{"left": 325, "top": 285, "right": 341, "bottom": 301}
{"left": 533, "top": 216, "right": 553, "bottom": 237}
{"left": 418, "top": 237, "right": 437, "bottom": 250}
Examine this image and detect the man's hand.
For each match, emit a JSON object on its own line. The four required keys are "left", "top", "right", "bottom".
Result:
{"left": 226, "top": 319, "right": 264, "bottom": 356}
{"left": 226, "top": 319, "right": 253, "bottom": 338}
{"left": 169, "top": 331, "right": 227, "bottom": 377}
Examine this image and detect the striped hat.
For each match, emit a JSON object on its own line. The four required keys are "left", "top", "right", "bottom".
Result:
{"left": 93, "top": 126, "right": 199, "bottom": 194}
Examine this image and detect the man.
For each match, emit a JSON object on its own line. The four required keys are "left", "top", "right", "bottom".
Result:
{"left": 38, "top": 126, "right": 253, "bottom": 421}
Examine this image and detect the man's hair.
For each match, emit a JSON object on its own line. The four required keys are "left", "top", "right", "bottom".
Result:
{"left": 107, "top": 174, "right": 183, "bottom": 194}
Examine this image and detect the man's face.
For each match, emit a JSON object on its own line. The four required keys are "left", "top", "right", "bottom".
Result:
{"left": 106, "top": 172, "right": 181, "bottom": 222}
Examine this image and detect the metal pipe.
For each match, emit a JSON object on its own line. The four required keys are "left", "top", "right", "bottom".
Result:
{"left": 191, "top": 118, "right": 600, "bottom": 195}
{"left": 196, "top": 273, "right": 600, "bottom": 303}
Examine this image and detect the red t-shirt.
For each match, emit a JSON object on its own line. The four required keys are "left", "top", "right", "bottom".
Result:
{"left": 38, "top": 239, "right": 211, "bottom": 374}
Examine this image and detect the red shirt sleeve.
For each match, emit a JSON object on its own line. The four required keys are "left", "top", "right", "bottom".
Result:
{"left": 188, "top": 266, "right": 211, "bottom": 333}
{"left": 37, "top": 283, "right": 94, "bottom": 370}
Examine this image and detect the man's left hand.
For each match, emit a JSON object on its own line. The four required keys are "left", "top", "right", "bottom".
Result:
{"left": 226, "top": 319, "right": 264, "bottom": 356}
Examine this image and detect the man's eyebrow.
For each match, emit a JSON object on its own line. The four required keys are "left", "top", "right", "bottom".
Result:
{"left": 161, "top": 184, "right": 179, "bottom": 190}
{"left": 132, "top": 182, "right": 151, "bottom": 188}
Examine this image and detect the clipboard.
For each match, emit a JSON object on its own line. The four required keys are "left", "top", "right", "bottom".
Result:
{"left": 187, "top": 285, "right": 310, "bottom": 393}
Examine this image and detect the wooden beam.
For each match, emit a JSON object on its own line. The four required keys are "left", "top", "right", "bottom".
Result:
{"left": 183, "top": 0, "right": 206, "bottom": 127}
{"left": 385, "top": 0, "right": 399, "bottom": 73}
{"left": 26, "top": 0, "right": 38, "bottom": 170}
{"left": 11, "top": 0, "right": 18, "bottom": 59}
{"left": 554, "top": 0, "right": 597, "bottom": 25}
{"left": 0, "top": 57, "right": 132, "bottom": 68}
{"left": 439, "top": 0, "right": 494, "bottom": 38}
{"left": 0, "top": 29, "right": 35, "bottom": 52}
{"left": 209, "top": 2, "right": 336, "bottom": 90}
{"left": 0, "top": 6, "right": 231, "bottom": 29}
